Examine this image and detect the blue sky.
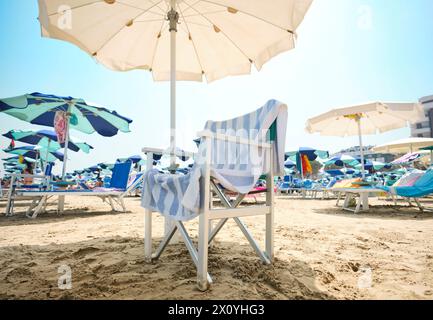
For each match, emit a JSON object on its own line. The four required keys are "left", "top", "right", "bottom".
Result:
{"left": 1, "top": 0, "right": 433, "bottom": 175}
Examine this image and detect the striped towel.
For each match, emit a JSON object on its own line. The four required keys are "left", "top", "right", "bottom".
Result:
{"left": 141, "top": 100, "right": 288, "bottom": 221}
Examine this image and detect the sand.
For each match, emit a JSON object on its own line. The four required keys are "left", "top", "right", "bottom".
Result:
{"left": 1, "top": 195, "right": 433, "bottom": 300}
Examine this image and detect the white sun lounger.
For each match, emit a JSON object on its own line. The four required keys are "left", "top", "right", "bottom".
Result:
{"left": 333, "top": 188, "right": 388, "bottom": 213}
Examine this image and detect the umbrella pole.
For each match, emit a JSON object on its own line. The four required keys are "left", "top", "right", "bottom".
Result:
{"left": 59, "top": 110, "right": 71, "bottom": 213}
{"left": 169, "top": 0, "right": 179, "bottom": 171}
{"left": 357, "top": 118, "right": 366, "bottom": 179}
{"left": 167, "top": 2, "right": 180, "bottom": 240}
{"left": 44, "top": 139, "right": 51, "bottom": 172}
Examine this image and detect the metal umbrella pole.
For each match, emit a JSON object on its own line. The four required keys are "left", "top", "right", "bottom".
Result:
{"left": 169, "top": 0, "right": 178, "bottom": 171}
{"left": 166, "top": 1, "right": 180, "bottom": 239}
{"left": 58, "top": 105, "right": 71, "bottom": 212}
{"left": 356, "top": 117, "right": 366, "bottom": 179}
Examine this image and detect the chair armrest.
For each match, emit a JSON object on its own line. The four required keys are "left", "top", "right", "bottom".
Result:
{"left": 141, "top": 147, "right": 165, "bottom": 155}
{"left": 197, "top": 130, "right": 272, "bottom": 149}
{"left": 141, "top": 147, "right": 196, "bottom": 158}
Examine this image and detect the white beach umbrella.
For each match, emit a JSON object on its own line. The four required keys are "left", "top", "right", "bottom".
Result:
{"left": 38, "top": 0, "right": 313, "bottom": 166}
{"left": 372, "top": 137, "right": 433, "bottom": 154}
{"left": 305, "top": 102, "right": 424, "bottom": 178}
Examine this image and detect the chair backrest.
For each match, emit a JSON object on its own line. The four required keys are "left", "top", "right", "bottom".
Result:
{"left": 110, "top": 161, "right": 132, "bottom": 190}
{"left": 413, "top": 170, "right": 433, "bottom": 188}
{"left": 44, "top": 163, "right": 54, "bottom": 176}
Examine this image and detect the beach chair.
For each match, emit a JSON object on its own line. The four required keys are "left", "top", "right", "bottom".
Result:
{"left": 330, "top": 178, "right": 387, "bottom": 213}
{"left": 14, "top": 161, "right": 140, "bottom": 218}
{"left": 5, "top": 163, "right": 54, "bottom": 217}
{"left": 141, "top": 100, "right": 287, "bottom": 291}
{"left": 380, "top": 169, "right": 433, "bottom": 212}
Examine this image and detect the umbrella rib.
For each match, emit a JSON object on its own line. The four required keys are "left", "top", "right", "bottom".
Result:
{"left": 199, "top": 0, "right": 295, "bottom": 34}
{"left": 182, "top": 0, "right": 252, "bottom": 63}
{"left": 177, "top": 3, "right": 205, "bottom": 75}
{"left": 150, "top": 7, "right": 169, "bottom": 70}
{"left": 93, "top": 0, "right": 164, "bottom": 55}
{"left": 116, "top": 0, "right": 166, "bottom": 16}
{"left": 46, "top": 0, "right": 101, "bottom": 16}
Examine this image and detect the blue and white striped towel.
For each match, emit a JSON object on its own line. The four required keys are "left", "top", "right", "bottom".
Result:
{"left": 141, "top": 100, "right": 288, "bottom": 221}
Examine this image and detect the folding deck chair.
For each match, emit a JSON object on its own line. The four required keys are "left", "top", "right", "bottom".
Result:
{"left": 12, "top": 161, "right": 141, "bottom": 218}
{"left": 141, "top": 100, "right": 287, "bottom": 291}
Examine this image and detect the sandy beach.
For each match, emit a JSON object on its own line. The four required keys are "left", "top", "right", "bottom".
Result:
{"left": 1, "top": 195, "right": 432, "bottom": 300}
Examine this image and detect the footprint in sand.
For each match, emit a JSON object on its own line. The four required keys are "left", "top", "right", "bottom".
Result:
{"left": 72, "top": 247, "right": 100, "bottom": 259}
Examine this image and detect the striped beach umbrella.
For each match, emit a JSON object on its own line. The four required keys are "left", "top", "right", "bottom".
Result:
{"left": 0, "top": 92, "right": 132, "bottom": 180}
{"left": 5, "top": 146, "right": 64, "bottom": 163}
{"left": 3, "top": 129, "right": 93, "bottom": 153}
{"left": 324, "top": 155, "right": 359, "bottom": 167}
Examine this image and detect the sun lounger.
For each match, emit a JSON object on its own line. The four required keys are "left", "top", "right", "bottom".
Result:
{"left": 380, "top": 169, "right": 433, "bottom": 212}
{"left": 141, "top": 100, "right": 287, "bottom": 290}
{"left": 4, "top": 163, "right": 55, "bottom": 216}
{"left": 13, "top": 161, "right": 141, "bottom": 218}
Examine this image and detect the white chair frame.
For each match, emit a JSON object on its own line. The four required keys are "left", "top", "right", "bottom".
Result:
{"left": 143, "top": 130, "right": 275, "bottom": 291}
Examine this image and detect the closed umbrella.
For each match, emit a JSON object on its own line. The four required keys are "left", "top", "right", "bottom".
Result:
{"left": 38, "top": 0, "right": 313, "bottom": 167}
{"left": 306, "top": 102, "right": 424, "bottom": 178}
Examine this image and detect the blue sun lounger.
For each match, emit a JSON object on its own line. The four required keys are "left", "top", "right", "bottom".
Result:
{"left": 13, "top": 161, "right": 141, "bottom": 218}
{"left": 380, "top": 169, "right": 433, "bottom": 211}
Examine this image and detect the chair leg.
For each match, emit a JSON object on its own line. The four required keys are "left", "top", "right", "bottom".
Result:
{"left": 265, "top": 211, "right": 274, "bottom": 262}
{"left": 144, "top": 209, "right": 153, "bottom": 263}
{"left": 197, "top": 212, "right": 210, "bottom": 291}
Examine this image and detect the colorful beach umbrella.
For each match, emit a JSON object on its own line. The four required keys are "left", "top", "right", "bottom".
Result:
{"left": 38, "top": 0, "right": 313, "bottom": 168}
{"left": 286, "top": 148, "right": 329, "bottom": 162}
{"left": 306, "top": 102, "right": 424, "bottom": 178}
{"left": 0, "top": 92, "right": 132, "bottom": 181}
{"left": 284, "top": 159, "right": 296, "bottom": 169}
{"left": 324, "top": 155, "right": 359, "bottom": 167}
{"left": 391, "top": 152, "right": 423, "bottom": 165}
{"left": 3, "top": 129, "right": 93, "bottom": 154}
{"left": 355, "top": 160, "right": 391, "bottom": 171}
{"left": 5, "top": 146, "right": 64, "bottom": 163}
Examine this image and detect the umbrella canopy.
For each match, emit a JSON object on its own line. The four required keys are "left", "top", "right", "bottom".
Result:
{"left": 286, "top": 147, "right": 329, "bottom": 162}
{"left": 306, "top": 102, "right": 424, "bottom": 137}
{"left": 0, "top": 93, "right": 132, "bottom": 137}
{"left": 306, "top": 102, "right": 423, "bottom": 178}
{"left": 38, "top": 0, "right": 313, "bottom": 169}
{"left": 3, "top": 129, "right": 93, "bottom": 153}
{"left": 98, "top": 162, "right": 115, "bottom": 170}
{"left": 284, "top": 159, "right": 296, "bottom": 168}
{"left": 38, "top": 0, "right": 313, "bottom": 82}
{"left": 373, "top": 138, "right": 433, "bottom": 154}
{"left": 117, "top": 155, "right": 143, "bottom": 164}
{"left": 324, "top": 155, "right": 359, "bottom": 167}
{"left": 0, "top": 92, "right": 132, "bottom": 186}
{"left": 355, "top": 160, "right": 391, "bottom": 171}
{"left": 5, "top": 146, "right": 64, "bottom": 162}
{"left": 391, "top": 152, "right": 423, "bottom": 165}
{"left": 2, "top": 156, "right": 37, "bottom": 164}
